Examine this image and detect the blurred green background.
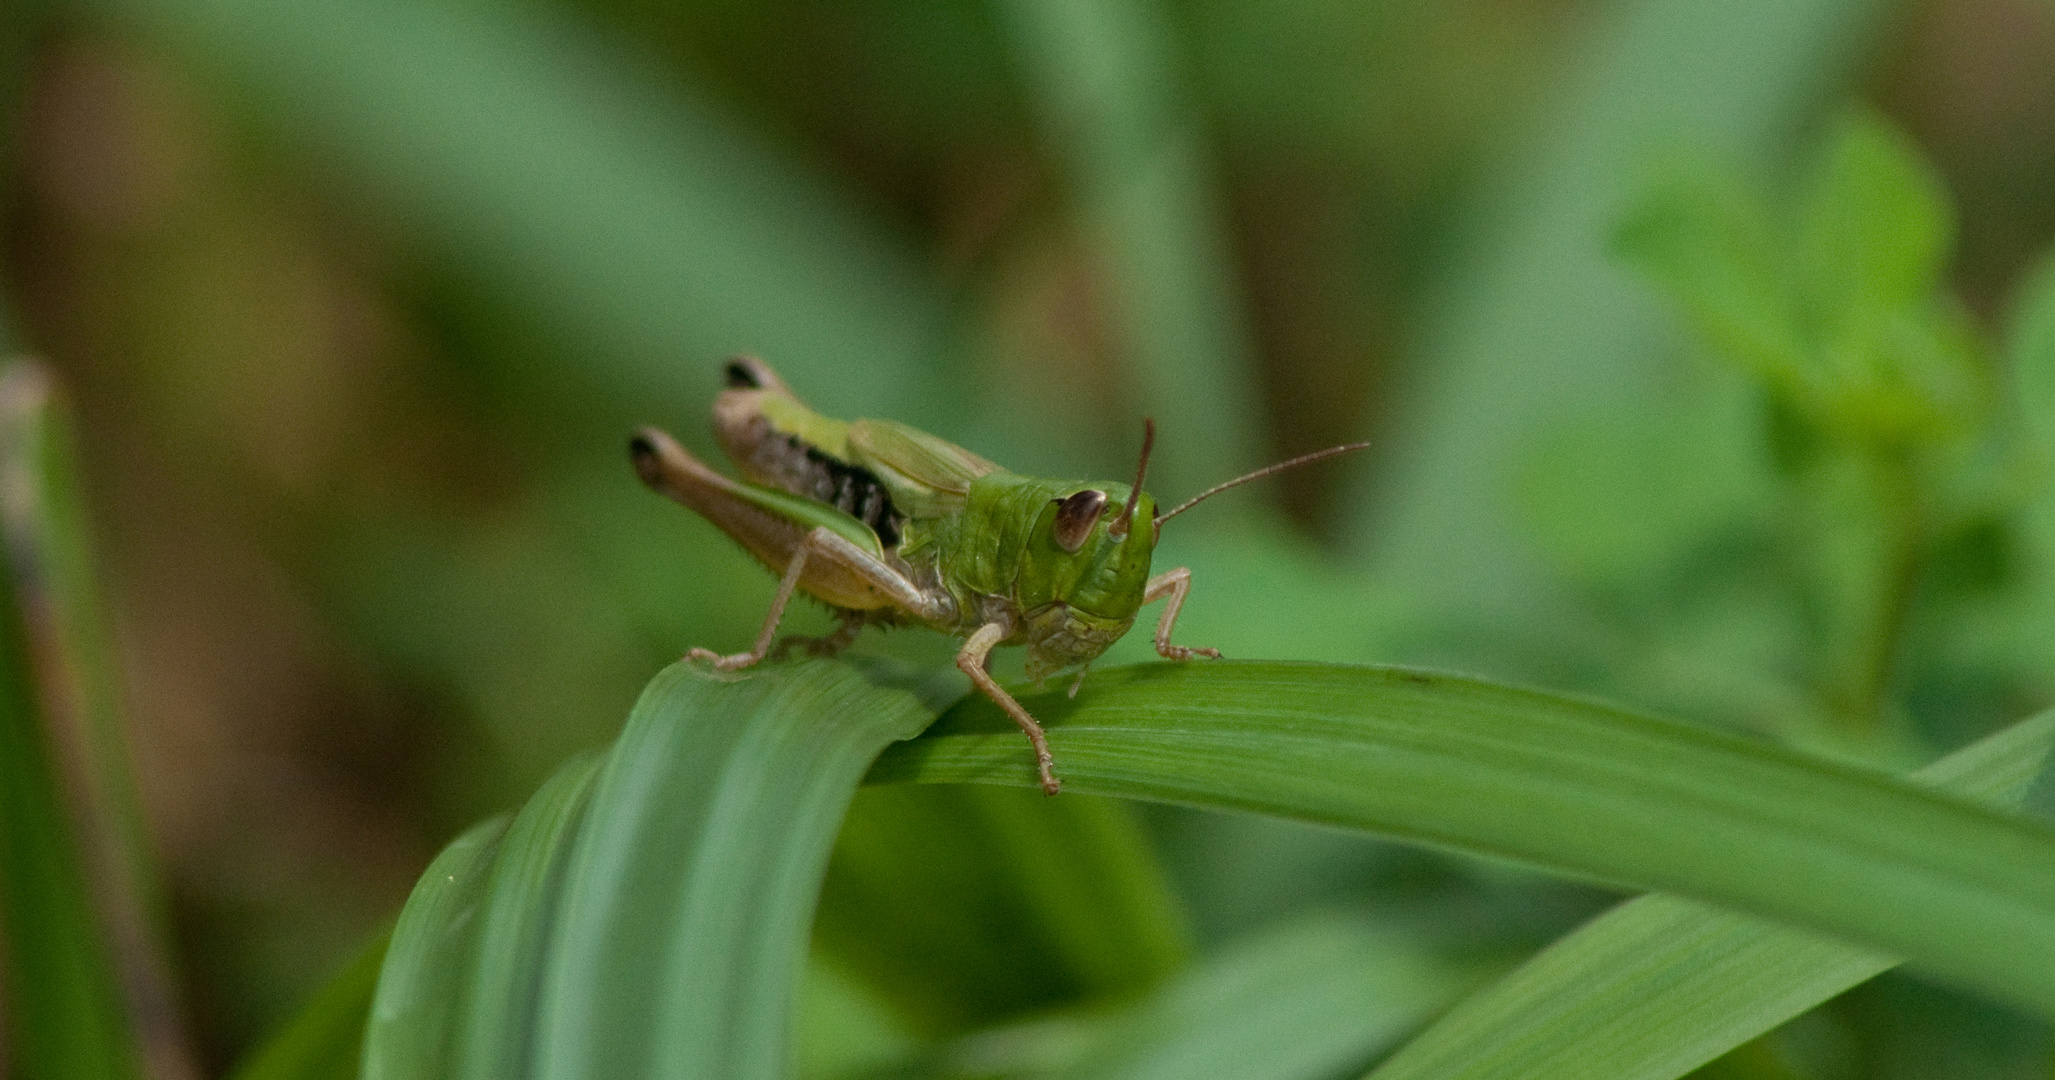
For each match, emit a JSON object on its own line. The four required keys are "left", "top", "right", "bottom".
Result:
{"left": 4, "top": 0, "right": 2055, "bottom": 1073}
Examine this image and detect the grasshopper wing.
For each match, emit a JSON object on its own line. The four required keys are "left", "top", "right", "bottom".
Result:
{"left": 846, "top": 419, "right": 1001, "bottom": 519}
{"left": 714, "top": 358, "right": 854, "bottom": 468}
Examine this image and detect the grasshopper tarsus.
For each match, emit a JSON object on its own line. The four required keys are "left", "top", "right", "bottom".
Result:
{"left": 687, "top": 646, "right": 762, "bottom": 671}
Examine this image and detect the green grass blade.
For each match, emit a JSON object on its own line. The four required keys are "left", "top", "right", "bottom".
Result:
{"left": 1064, "top": 912, "right": 1481, "bottom": 1080}
{"left": 0, "top": 470, "right": 136, "bottom": 1080}
{"left": 455, "top": 754, "right": 605, "bottom": 1080}
{"left": 361, "top": 816, "right": 509, "bottom": 1080}
{"left": 1365, "top": 708, "right": 2055, "bottom": 1080}
{"left": 228, "top": 928, "right": 391, "bottom": 1080}
{"left": 867, "top": 661, "right": 2055, "bottom": 1015}
{"left": 529, "top": 659, "right": 943, "bottom": 1079}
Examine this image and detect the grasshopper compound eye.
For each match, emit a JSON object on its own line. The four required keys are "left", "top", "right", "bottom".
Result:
{"left": 1052, "top": 489, "right": 1109, "bottom": 552}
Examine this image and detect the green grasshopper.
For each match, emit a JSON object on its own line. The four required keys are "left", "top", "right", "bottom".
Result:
{"left": 630, "top": 357, "right": 1365, "bottom": 794}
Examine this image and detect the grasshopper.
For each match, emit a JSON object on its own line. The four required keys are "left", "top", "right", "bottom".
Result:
{"left": 630, "top": 357, "right": 1365, "bottom": 794}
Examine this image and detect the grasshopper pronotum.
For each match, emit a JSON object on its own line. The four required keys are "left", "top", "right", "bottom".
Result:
{"left": 631, "top": 358, "right": 1365, "bottom": 794}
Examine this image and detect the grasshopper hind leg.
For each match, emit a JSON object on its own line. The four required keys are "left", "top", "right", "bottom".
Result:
{"left": 689, "top": 525, "right": 941, "bottom": 672}
{"left": 689, "top": 535, "right": 816, "bottom": 671}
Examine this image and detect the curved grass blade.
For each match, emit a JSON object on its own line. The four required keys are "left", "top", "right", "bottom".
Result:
{"left": 453, "top": 753, "right": 603, "bottom": 1080}
{"left": 866, "top": 661, "right": 2055, "bottom": 1015}
{"left": 360, "top": 659, "right": 945, "bottom": 1080}
{"left": 227, "top": 927, "right": 390, "bottom": 1080}
{"left": 1366, "top": 707, "right": 2055, "bottom": 1080}
{"left": 532, "top": 660, "right": 944, "bottom": 1080}
{"left": 361, "top": 816, "right": 508, "bottom": 1080}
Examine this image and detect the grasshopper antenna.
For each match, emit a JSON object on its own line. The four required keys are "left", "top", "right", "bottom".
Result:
{"left": 1155, "top": 441, "right": 1372, "bottom": 528}
{"left": 1109, "top": 418, "right": 1155, "bottom": 539}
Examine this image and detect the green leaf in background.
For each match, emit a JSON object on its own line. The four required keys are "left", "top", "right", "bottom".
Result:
{"left": 1613, "top": 156, "right": 1804, "bottom": 393}
{"left": 95, "top": 0, "right": 952, "bottom": 431}
{"left": 228, "top": 929, "right": 391, "bottom": 1080}
{"left": 1792, "top": 110, "right": 1981, "bottom": 440}
{"left": 1608, "top": 110, "right": 1992, "bottom": 734}
{"left": 1796, "top": 109, "right": 1954, "bottom": 339}
{"left": 1349, "top": 0, "right": 1891, "bottom": 627}
{"left": 869, "top": 660, "right": 2055, "bottom": 1016}
{"left": 2009, "top": 249, "right": 2055, "bottom": 456}
{"left": 1617, "top": 110, "right": 1975, "bottom": 437}
{"left": 996, "top": 0, "right": 1259, "bottom": 493}
{"left": 815, "top": 786, "right": 1189, "bottom": 1034}
{"left": 2007, "top": 250, "right": 2055, "bottom": 598}
{"left": 1365, "top": 706, "right": 2055, "bottom": 1080}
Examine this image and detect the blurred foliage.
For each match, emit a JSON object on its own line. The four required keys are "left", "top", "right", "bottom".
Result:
{"left": 2, "top": 0, "right": 2055, "bottom": 1075}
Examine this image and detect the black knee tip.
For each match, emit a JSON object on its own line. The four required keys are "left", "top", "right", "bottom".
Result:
{"left": 629, "top": 432, "right": 663, "bottom": 487}
{"left": 724, "top": 359, "right": 765, "bottom": 389}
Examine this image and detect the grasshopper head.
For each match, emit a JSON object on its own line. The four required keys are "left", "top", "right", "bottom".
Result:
{"left": 1016, "top": 421, "right": 1163, "bottom": 678}
{"left": 1017, "top": 480, "right": 1159, "bottom": 679}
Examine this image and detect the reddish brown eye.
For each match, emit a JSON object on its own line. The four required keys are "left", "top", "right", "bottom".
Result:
{"left": 1052, "top": 489, "right": 1108, "bottom": 552}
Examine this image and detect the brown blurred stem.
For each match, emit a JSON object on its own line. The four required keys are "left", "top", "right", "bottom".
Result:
{"left": 0, "top": 360, "right": 199, "bottom": 1080}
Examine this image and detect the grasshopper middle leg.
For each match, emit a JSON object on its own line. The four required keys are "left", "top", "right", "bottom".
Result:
{"left": 957, "top": 620, "right": 1062, "bottom": 796}
{"left": 1143, "top": 567, "right": 1222, "bottom": 662}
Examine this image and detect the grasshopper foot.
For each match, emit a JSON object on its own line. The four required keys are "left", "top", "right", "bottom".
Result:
{"left": 688, "top": 646, "right": 765, "bottom": 671}
{"left": 1035, "top": 756, "right": 1062, "bottom": 796}
{"left": 1157, "top": 644, "right": 1223, "bottom": 662}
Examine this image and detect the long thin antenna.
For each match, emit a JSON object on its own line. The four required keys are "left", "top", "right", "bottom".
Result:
{"left": 1154, "top": 441, "right": 1371, "bottom": 527}
{"left": 1109, "top": 418, "right": 1155, "bottom": 539}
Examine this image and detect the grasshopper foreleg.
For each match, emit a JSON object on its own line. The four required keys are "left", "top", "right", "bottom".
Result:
{"left": 957, "top": 621, "right": 1062, "bottom": 796}
{"left": 1143, "top": 567, "right": 1223, "bottom": 662}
